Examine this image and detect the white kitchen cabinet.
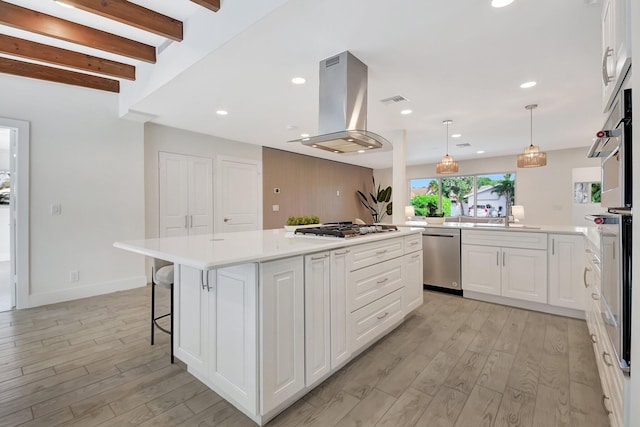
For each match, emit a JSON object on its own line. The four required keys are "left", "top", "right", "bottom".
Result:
{"left": 260, "top": 257, "right": 305, "bottom": 415}
{"left": 403, "top": 251, "right": 423, "bottom": 312}
{"left": 350, "top": 289, "right": 404, "bottom": 353}
{"left": 501, "top": 247, "right": 548, "bottom": 304}
{"left": 548, "top": 234, "right": 585, "bottom": 310}
{"left": 304, "top": 252, "right": 331, "bottom": 386}
{"left": 601, "top": 0, "right": 631, "bottom": 111}
{"left": 175, "top": 265, "right": 207, "bottom": 372}
{"left": 461, "top": 230, "right": 547, "bottom": 304}
{"left": 349, "top": 257, "right": 403, "bottom": 311}
{"left": 159, "top": 152, "right": 213, "bottom": 237}
{"left": 330, "top": 249, "right": 351, "bottom": 369}
{"left": 207, "top": 264, "right": 258, "bottom": 412}
{"left": 461, "top": 244, "right": 501, "bottom": 296}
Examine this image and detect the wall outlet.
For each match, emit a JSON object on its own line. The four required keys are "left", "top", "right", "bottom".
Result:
{"left": 272, "top": 204, "right": 279, "bottom": 212}
{"left": 70, "top": 270, "right": 79, "bottom": 282}
{"left": 336, "top": 190, "right": 340, "bottom": 196}
{"left": 51, "top": 204, "right": 61, "bottom": 216}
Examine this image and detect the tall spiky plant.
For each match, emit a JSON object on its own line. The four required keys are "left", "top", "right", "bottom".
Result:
{"left": 356, "top": 177, "right": 392, "bottom": 223}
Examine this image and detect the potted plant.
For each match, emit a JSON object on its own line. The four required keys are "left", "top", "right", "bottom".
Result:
{"left": 356, "top": 177, "right": 392, "bottom": 223}
{"left": 426, "top": 200, "right": 445, "bottom": 224}
{"left": 284, "top": 215, "right": 321, "bottom": 231}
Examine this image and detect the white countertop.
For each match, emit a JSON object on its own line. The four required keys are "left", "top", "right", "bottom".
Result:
{"left": 404, "top": 220, "right": 592, "bottom": 235}
{"left": 114, "top": 227, "right": 422, "bottom": 270}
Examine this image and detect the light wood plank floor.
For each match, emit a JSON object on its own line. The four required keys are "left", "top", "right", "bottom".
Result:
{"left": 0, "top": 287, "right": 610, "bottom": 427}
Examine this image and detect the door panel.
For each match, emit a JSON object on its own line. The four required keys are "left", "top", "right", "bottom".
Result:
{"left": 218, "top": 158, "right": 261, "bottom": 232}
{"left": 461, "top": 245, "right": 501, "bottom": 295}
{"left": 304, "top": 252, "right": 331, "bottom": 385}
{"left": 501, "top": 247, "right": 548, "bottom": 303}
{"left": 188, "top": 157, "right": 213, "bottom": 235}
{"left": 159, "top": 153, "right": 188, "bottom": 237}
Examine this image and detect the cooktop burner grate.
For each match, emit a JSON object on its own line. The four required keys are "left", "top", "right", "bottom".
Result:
{"left": 294, "top": 224, "right": 398, "bottom": 238}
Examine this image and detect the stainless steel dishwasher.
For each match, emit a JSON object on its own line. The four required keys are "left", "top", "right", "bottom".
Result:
{"left": 422, "top": 227, "right": 462, "bottom": 295}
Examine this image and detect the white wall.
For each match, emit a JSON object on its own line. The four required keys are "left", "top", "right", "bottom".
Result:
{"left": 375, "top": 147, "right": 600, "bottom": 226}
{"left": 0, "top": 74, "right": 146, "bottom": 307}
{"left": 144, "top": 123, "right": 262, "bottom": 240}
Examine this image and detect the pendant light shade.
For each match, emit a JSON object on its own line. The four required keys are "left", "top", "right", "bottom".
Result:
{"left": 517, "top": 104, "right": 547, "bottom": 168}
{"left": 436, "top": 119, "right": 459, "bottom": 174}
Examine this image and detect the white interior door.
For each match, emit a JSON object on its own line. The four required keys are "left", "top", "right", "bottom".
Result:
{"left": 187, "top": 157, "right": 213, "bottom": 235}
{"left": 217, "top": 157, "right": 261, "bottom": 232}
{"left": 159, "top": 152, "right": 189, "bottom": 237}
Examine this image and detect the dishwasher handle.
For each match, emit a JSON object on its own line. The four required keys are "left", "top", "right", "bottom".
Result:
{"left": 422, "top": 233, "right": 456, "bottom": 238}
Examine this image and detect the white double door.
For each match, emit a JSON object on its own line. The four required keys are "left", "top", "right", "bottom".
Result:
{"left": 159, "top": 152, "right": 213, "bottom": 237}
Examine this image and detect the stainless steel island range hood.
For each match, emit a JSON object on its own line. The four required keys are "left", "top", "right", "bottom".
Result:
{"left": 289, "top": 51, "right": 391, "bottom": 154}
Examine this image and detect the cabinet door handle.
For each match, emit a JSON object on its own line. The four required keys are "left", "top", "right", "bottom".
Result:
{"left": 190, "top": 215, "right": 193, "bottom": 228}
{"left": 377, "top": 312, "right": 389, "bottom": 320}
{"left": 334, "top": 250, "right": 350, "bottom": 256}
{"left": 583, "top": 266, "right": 590, "bottom": 288}
{"left": 602, "top": 394, "right": 613, "bottom": 415}
{"left": 311, "top": 254, "right": 329, "bottom": 260}
{"left": 412, "top": 254, "right": 420, "bottom": 259}
{"left": 185, "top": 215, "right": 189, "bottom": 229}
{"left": 602, "top": 351, "right": 614, "bottom": 367}
{"left": 602, "top": 47, "right": 614, "bottom": 85}
{"left": 223, "top": 217, "right": 231, "bottom": 222}
{"left": 502, "top": 252, "right": 506, "bottom": 266}
{"left": 377, "top": 277, "right": 389, "bottom": 284}
{"left": 590, "top": 333, "right": 597, "bottom": 344}
{"left": 496, "top": 252, "right": 499, "bottom": 266}
{"left": 592, "top": 292, "right": 600, "bottom": 301}
{"left": 552, "top": 239, "right": 555, "bottom": 255}
{"left": 200, "top": 270, "right": 206, "bottom": 290}
{"left": 376, "top": 250, "right": 388, "bottom": 255}
{"left": 410, "top": 240, "right": 419, "bottom": 245}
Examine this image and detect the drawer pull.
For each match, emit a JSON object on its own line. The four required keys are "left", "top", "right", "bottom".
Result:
{"left": 583, "top": 267, "right": 590, "bottom": 288}
{"left": 377, "top": 278, "right": 389, "bottom": 284}
{"left": 601, "top": 394, "right": 613, "bottom": 415}
{"left": 412, "top": 254, "right": 420, "bottom": 259}
{"left": 377, "top": 312, "right": 389, "bottom": 320}
{"left": 590, "top": 334, "right": 597, "bottom": 344}
{"left": 334, "top": 250, "right": 350, "bottom": 256}
{"left": 311, "top": 254, "right": 329, "bottom": 260}
{"left": 602, "top": 351, "right": 614, "bottom": 367}
{"left": 409, "top": 241, "right": 419, "bottom": 245}
{"left": 376, "top": 250, "right": 388, "bottom": 255}
{"left": 592, "top": 292, "right": 600, "bottom": 301}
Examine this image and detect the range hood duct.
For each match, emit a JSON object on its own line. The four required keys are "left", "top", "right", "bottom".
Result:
{"left": 290, "top": 51, "right": 390, "bottom": 154}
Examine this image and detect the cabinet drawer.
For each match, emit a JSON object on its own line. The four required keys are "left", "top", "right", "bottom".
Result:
{"left": 592, "top": 313, "right": 624, "bottom": 427}
{"left": 350, "top": 289, "right": 404, "bottom": 353}
{"left": 403, "top": 233, "right": 422, "bottom": 254}
{"left": 349, "top": 257, "right": 403, "bottom": 312}
{"left": 462, "top": 230, "right": 547, "bottom": 250}
{"left": 349, "top": 237, "right": 404, "bottom": 271}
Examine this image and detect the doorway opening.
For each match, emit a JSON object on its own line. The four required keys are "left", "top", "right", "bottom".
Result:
{"left": 0, "top": 118, "right": 29, "bottom": 311}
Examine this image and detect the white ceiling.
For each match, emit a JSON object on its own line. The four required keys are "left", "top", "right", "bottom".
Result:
{"left": 1, "top": 0, "right": 605, "bottom": 170}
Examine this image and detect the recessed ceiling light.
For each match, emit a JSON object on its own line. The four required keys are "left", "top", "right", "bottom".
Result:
{"left": 291, "top": 77, "right": 306, "bottom": 85}
{"left": 311, "top": 144, "right": 317, "bottom": 148}
{"left": 347, "top": 138, "right": 354, "bottom": 142}
{"left": 54, "top": 0, "right": 75, "bottom": 8}
{"left": 400, "top": 109, "right": 413, "bottom": 115}
{"left": 300, "top": 133, "right": 309, "bottom": 138}
{"left": 451, "top": 134, "right": 462, "bottom": 138}
{"left": 216, "top": 110, "right": 228, "bottom": 116}
{"left": 491, "top": 0, "right": 514, "bottom": 7}
{"left": 357, "top": 150, "right": 365, "bottom": 153}
{"left": 520, "top": 81, "right": 537, "bottom": 89}
{"left": 477, "top": 150, "right": 485, "bottom": 154}
{"left": 333, "top": 150, "right": 339, "bottom": 153}
{"left": 302, "top": 138, "right": 310, "bottom": 141}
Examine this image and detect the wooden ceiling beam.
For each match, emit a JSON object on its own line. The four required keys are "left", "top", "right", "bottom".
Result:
{"left": 190, "top": 0, "right": 221, "bottom": 13}
{"left": 0, "top": 1, "right": 156, "bottom": 63}
{"left": 0, "top": 34, "right": 135, "bottom": 80}
{"left": 0, "top": 56, "right": 119, "bottom": 92}
{"left": 58, "top": 0, "right": 183, "bottom": 42}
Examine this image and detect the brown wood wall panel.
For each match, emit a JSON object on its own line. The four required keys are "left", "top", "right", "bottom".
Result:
{"left": 262, "top": 147, "right": 373, "bottom": 230}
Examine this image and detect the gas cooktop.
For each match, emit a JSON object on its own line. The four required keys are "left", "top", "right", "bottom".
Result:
{"left": 294, "top": 224, "right": 398, "bottom": 238}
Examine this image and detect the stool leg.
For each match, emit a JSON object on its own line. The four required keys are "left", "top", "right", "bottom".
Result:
{"left": 170, "top": 282, "right": 174, "bottom": 364}
{"left": 151, "top": 274, "right": 155, "bottom": 346}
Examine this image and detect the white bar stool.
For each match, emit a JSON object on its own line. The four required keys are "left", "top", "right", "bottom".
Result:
{"left": 151, "top": 259, "right": 174, "bottom": 364}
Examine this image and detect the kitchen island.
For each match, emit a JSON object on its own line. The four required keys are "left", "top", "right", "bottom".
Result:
{"left": 114, "top": 227, "right": 424, "bottom": 426}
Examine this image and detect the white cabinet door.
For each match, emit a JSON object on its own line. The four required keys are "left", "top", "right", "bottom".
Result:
{"left": 403, "top": 251, "right": 423, "bottom": 312}
{"left": 187, "top": 156, "right": 213, "bottom": 235}
{"left": 304, "top": 252, "right": 331, "bottom": 386}
{"left": 330, "top": 249, "right": 350, "bottom": 369}
{"left": 260, "top": 257, "right": 304, "bottom": 414}
{"left": 501, "top": 248, "right": 548, "bottom": 303}
{"left": 159, "top": 152, "right": 212, "bottom": 237}
{"left": 175, "top": 265, "right": 206, "bottom": 373}
{"left": 461, "top": 245, "right": 501, "bottom": 296}
{"left": 208, "top": 264, "right": 258, "bottom": 413}
{"left": 548, "top": 234, "right": 585, "bottom": 310}
{"left": 159, "top": 152, "right": 189, "bottom": 237}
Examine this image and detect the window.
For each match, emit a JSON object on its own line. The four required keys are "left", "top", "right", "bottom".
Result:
{"left": 409, "top": 173, "right": 516, "bottom": 218}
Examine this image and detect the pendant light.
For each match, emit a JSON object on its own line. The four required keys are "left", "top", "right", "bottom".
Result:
{"left": 517, "top": 104, "right": 547, "bottom": 168}
{"left": 436, "top": 119, "right": 459, "bottom": 174}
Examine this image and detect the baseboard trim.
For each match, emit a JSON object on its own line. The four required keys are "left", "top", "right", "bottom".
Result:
{"left": 26, "top": 276, "right": 147, "bottom": 308}
{"left": 464, "top": 290, "right": 585, "bottom": 319}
